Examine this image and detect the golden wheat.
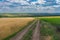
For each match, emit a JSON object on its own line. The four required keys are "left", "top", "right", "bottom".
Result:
{"left": 0, "top": 18, "right": 34, "bottom": 40}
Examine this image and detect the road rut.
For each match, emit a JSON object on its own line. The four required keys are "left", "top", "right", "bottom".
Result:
{"left": 10, "top": 20, "right": 36, "bottom": 40}
{"left": 32, "top": 20, "right": 40, "bottom": 40}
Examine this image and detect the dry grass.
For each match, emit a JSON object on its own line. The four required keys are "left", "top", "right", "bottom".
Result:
{"left": 0, "top": 18, "right": 34, "bottom": 40}
{"left": 45, "top": 36, "right": 52, "bottom": 40}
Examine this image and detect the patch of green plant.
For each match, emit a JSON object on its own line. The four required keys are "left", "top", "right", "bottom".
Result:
{"left": 52, "top": 34, "right": 60, "bottom": 40}
{"left": 40, "top": 23, "right": 55, "bottom": 36}
{"left": 40, "top": 18, "right": 60, "bottom": 40}
{"left": 22, "top": 30, "right": 33, "bottom": 40}
{"left": 22, "top": 22, "right": 36, "bottom": 40}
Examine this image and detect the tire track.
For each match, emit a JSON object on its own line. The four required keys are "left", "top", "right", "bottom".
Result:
{"left": 32, "top": 20, "right": 40, "bottom": 40}
{"left": 10, "top": 20, "right": 37, "bottom": 40}
{"left": 22, "top": 21, "right": 36, "bottom": 40}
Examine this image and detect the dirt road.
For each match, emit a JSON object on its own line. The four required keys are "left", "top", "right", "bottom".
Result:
{"left": 10, "top": 20, "right": 36, "bottom": 40}
{"left": 32, "top": 20, "right": 40, "bottom": 40}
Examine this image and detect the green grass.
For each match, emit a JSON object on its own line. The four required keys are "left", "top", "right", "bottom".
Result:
{"left": 40, "top": 21, "right": 55, "bottom": 36}
{"left": 40, "top": 18, "right": 60, "bottom": 26}
{"left": 22, "top": 21, "right": 36, "bottom": 40}
{"left": 40, "top": 25, "right": 55, "bottom": 36}
{"left": 40, "top": 18, "right": 60, "bottom": 40}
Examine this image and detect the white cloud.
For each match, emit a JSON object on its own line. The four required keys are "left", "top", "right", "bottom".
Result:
{"left": 37, "top": 0, "right": 46, "bottom": 4}
{"left": 6, "top": 0, "right": 30, "bottom": 5}
{"left": 6, "top": 0, "right": 46, "bottom": 5}
{"left": 0, "top": 0, "right": 60, "bottom": 13}
{"left": 53, "top": 5, "right": 60, "bottom": 7}
{"left": 56, "top": 0, "right": 60, "bottom": 4}
{"left": 19, "top": 0, "right": 29, "bottom": 5}
{"left": 29, "top": 0, "right": 46, "bottom": 5}
{"left": 7, "top": 0, "right": 20, "bottom": 2}
{"left": 0, "top": 4, "right": 59, "bottom": 13}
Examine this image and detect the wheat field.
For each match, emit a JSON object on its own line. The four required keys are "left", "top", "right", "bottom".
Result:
{"left": 0, "top": 18, "right": 34, "bottom": 40}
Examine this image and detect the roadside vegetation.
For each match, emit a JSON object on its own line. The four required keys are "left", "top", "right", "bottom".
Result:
{"left": 40, "top": 18, "right": 60, "bottom": 40}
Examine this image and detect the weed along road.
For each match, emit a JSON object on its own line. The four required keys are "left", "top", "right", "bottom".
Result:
{"left": 32, "top": 20, "right": 40, "bottom": 40}
{"left": 10, "top": 20, "right": 37, "bottom": 40}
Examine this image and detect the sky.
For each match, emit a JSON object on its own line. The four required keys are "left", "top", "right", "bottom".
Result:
{"left": 0, "top": 0, "right": 60, "bottom": 13}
